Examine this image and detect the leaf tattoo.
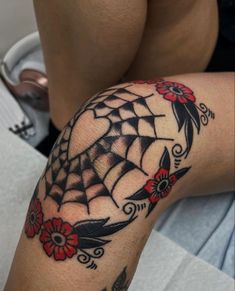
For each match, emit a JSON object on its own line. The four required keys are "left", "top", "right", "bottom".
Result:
{"left": 102, "top": 267, "right": 129, "bottom": 291}
{"left": 25, "top": 198, "right": 136, "bottom": 269}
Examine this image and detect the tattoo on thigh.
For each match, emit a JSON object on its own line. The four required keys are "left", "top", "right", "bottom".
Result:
{"left": 24, "top": 79, "right": 215, "bottom": 268}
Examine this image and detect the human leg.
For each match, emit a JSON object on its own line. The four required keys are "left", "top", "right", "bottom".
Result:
{"left": 34, "top": 0, "right": 147, "bottom": 130}
{"left": 126, "top": 0, "right": 218, "bottom": 79}
{"left": 5, "top": 72, "right": 234, "bottom": 290}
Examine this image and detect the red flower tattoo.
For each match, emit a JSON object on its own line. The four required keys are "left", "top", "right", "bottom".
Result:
{"left": 127, "top": 147, "right": 190, "bottom": 216}
{"left": 156, "top": 81, "right": 196, "bottom": 104}
{"left": 25, "top": 198, "right": 43, "bottom": 238}
{"left": 144, "top": 168, "right": 177, "bottom": 203}
{"left": 40, "top": 218, "right": 79, "bottom": 261}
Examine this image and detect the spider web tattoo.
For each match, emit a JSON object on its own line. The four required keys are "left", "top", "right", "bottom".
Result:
{"left": 42, "top": 85, "right": 174, "bottom": 213}
{"left": 24, "top": 79, "right": 215, "bottom": 268}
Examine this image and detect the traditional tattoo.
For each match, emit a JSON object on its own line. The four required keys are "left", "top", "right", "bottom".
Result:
{"left": 42, "top": 85, "right": 172, "bottom": 212}
{"left": 127, "top": 147, "right": 190, "bottom": 216}
{"left": 25, "top": 185, "right": 135, "bottom": 268}
{"left": 154, "top": 80, "right": 215, "bottom": 166}
{"left": 102, "top": 267, "right": 129, "bottom": 291}
{"left": 24, "top": 79, "right": 215, "bottom": 268}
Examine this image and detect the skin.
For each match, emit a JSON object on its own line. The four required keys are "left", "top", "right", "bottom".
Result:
{"left": 34, "top": 0, "right": 147, "bottom": 130}
{"left": 126, "top": 0, "right": 219, "bottom": 78}
{"left": 33, "top": 0, "right": 218, "bottom": 130}
{"left": 5, "top": 1, "right": 233, "bottom": 289}
{"left": 5, "top": 73, "right": 235, "bottom": 291}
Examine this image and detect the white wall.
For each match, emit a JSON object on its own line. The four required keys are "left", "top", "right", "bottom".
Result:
{"left": 0, "top": 0, "right": 37, "bottom": 56}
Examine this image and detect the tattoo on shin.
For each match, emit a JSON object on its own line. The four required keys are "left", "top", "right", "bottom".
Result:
{"left": 24, "top": 79, "right": 215, "bottom": 268}
{"left": 102, "top": 267, "right": 129, "bottom": 291}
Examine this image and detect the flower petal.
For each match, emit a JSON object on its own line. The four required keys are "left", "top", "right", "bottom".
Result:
{"left": 161, "top": 186, "right": 172, "bottom": 198}
{"left": 169, "top": 174, "right": 177, "bottom": 185}
{"left": 154, "top": 168, "right": 169, "bottom": 180}
{"left": 44, "top": 220, "right": 54, "bottom": 234}
{"left": 26, "top": 226, "right": 35, "bottom": 238}
{"left": 64, "top": 244, "right": 77, "bottom": 258}
{"left": 156, "top": 86, "right": 169, "bottom": 94}
{"left": 35, "top": 199, "right": 42, "bottom": 212}
{"left": 67, "top": 234, "right": 79, "bottom": 246}
{"left": 178, "top": 96, "right": 188, "bottom": 103}
{"left": 54, "top": 246, "right": 66, "bottom": 261}
{"left": 40, "top": 230, "right": 51, "bottom": 243}
{"left": 149, "top": 194, "right": 160, "bottom": 203}
{"left": 176, "top": 83, "right": 184, "bottom": 88}
{"left": 38, "top": 213, "right": 43, "bottom": 224}
{"left": 161, "top": 81, "right": 173, "bottom": 87}
{"left": 185, "top": 94, "right": 196, "bottom": 102}
{"left": 164, "top": 93, "right": 177, "bottom": 102}
{"left": 52, "top": 218, "right": 63, "bottom": 232}
{"left": 144, "top": 180, "right": 155, "bottom": 194}
{"left": 61, "top": 222, "right": 73, "bottom": 236}
{"left": 34, "top": 222, "right": 41, "bottom": 234}
{"left": 43, "top": 241, "right": 54, "bottom": 257}
{"left": 182, "top": 86, "right": 193, "bottom": 94}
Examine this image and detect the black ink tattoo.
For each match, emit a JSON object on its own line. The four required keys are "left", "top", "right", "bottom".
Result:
{"left": 154, "top": 80, "right": 215, "bottom": 166}
{"left": 102, "top": 267, "right": 129, "bottom": 291}
{"left": 25, "top": 195, "right": 135, "bottom": 267}
{"left": 42, "top": 85, "right": 173, "bottom": 212}
{"left": 24, "top": 79, "right": 215, "bottom": 268}
{"left": 126, "top": 147, "right": 190, "bottom": 216}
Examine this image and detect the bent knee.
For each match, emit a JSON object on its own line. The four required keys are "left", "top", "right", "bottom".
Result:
{"left": 61, "top": 80, "right": 170, "bottom": 149}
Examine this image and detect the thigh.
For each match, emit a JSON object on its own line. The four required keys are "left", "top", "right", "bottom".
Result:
{"left": 126, "top": 0, "right": 219, "bottom": 79}
{"left": 34, "top": 0, "right": 148, "bottom": 129}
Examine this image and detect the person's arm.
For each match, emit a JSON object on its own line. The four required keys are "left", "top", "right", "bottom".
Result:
{"left": 5, "top": 73, "right": 234, "bottom": 291}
